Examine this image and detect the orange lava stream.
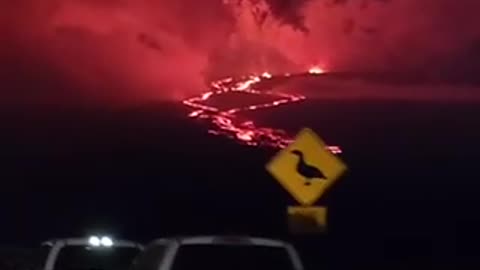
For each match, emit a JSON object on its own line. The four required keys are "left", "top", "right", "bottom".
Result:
{"left": 182, "top": 70, "right": 342, "bottom": 154}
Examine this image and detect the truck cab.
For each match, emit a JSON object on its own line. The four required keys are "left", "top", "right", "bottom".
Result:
{"left": 38, "top": 237, "right": 142, "bottom": 270}
{"left": 131, "top": 236, "right": 303, "bottom": 270}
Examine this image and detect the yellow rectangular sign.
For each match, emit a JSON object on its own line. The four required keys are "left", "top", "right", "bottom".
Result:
{"left": 287, "top": 206, "right": 328, "bottom": 234}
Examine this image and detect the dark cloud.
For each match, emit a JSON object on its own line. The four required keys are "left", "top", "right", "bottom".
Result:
{"left": 262, "top": 0, "right": 313, "bottom": 32}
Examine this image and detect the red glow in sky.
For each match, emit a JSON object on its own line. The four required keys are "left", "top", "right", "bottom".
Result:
{"left": 2, "top": 0, "right": 479, "bottom": 105}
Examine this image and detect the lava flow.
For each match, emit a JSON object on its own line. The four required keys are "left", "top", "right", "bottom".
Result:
{"left": 183, "top": 68, "right": 342, "bottom": 154}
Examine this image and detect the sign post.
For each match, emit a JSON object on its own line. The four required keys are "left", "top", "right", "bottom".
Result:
{"left": 266, "top": 128, "right": 347, "bottom": 233}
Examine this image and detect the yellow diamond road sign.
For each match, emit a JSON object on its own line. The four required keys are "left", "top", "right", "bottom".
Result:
{"left": 266, "top": 128, "right": 347, "bottom": 206}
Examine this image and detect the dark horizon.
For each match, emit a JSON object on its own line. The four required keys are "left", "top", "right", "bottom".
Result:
{"left": 2, "top": 98, "right": 478, "bottom": 248}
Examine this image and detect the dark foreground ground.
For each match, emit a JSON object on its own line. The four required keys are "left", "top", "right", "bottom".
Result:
{"left": 1, "top": 99, "right": 479, "bottom": 269}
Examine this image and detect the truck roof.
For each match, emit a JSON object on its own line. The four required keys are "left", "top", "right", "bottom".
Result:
{"left": 151, "top": 235, "right": 290, "bottom": 247}
{"left": 41, "top": 238, "right": 141, "bottom": 248}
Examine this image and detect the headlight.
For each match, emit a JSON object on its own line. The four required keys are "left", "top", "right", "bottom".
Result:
{"left": 101, "top": 237, "right": 113, "bottom": 247}
{"left": 89, "top": 236, "right": 113, "bottom": 247}
{"left": 88, "top": 236, "right": 101, "bottom": 246}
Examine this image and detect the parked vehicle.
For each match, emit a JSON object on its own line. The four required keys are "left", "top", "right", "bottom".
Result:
{"left": 37, "top": 236, "right": 142, "bottom": 270}
{"left": 131, "top": 236, "right": 303, "bottom": 270}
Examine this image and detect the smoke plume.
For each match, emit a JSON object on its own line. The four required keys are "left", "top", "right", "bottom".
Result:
{"left": 1, "top": 0, "right": 479, "bottom": 106}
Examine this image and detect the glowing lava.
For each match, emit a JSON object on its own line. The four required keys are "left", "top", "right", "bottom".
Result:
{"left": 183, "top": 71, "right": 342, "bottom": 154}
{"left": 308, "top": 66, "right": 326, "bottom": 75}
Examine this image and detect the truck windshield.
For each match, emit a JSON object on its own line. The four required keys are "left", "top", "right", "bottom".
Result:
{"left": 171, "top": 244, "right": 296, "bottom": 270}
{"left": 54, "top": 246, "right": 140, "bottom": 270}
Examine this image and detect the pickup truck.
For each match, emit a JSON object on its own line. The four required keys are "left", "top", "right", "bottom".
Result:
{"left": 130, "top": 236, "right": 304, "bottom": 270}
{"left": 37, "top": 237, "right": 142, "bottom": 270}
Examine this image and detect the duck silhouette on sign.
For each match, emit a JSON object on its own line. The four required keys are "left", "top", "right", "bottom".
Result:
{"left": 291, "top": 150, "right": 327, "bottom": 185}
